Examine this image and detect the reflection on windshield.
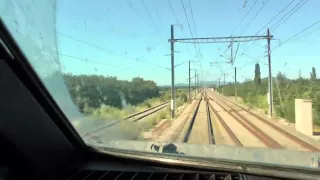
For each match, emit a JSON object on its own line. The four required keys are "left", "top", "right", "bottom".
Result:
{"left": 2, "top": 0, "right": 320, "bottom": 169}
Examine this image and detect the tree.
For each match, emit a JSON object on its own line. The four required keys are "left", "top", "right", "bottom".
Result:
{"left": 276, "top": 72, "right": 286, "bottom": 87}
{"left": 254, "top": 63, "right": 261, "bottom": 85}
{"left": 63, "top": 74, "right": 160, "bottom": 109}
{"left": 310, "top": 67, "right": 317, "bottom": 81}
{"left": 298, "top": 69, "right": 302, "bottom": 79}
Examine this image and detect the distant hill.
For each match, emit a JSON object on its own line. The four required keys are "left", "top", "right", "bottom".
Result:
{"left": 159, "top": 83, "right": 189, "bottom": 88}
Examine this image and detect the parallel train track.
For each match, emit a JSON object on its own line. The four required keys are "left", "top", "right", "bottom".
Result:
{"left": 178, "top": 91, "right": 319, "bottom": 152}
{"left": 182, "top": 94, "right": 215, "bottom": 144}
{"left": 84, "top": 100, "right": 177, "bottom": 138}
{"left": 207, "top": 92, "right": 320, "bottom": 151}
{"left": 213, "top": 93, "right": 320, "bottom": 152}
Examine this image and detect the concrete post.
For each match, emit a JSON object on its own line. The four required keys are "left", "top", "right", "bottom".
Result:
{"left": 295, "top": 99, "right": 313, "bottom": 136}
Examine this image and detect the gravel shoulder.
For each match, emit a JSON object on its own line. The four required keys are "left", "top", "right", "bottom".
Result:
{"left": 156, "top": 99, "right": 198, "bottom": 142}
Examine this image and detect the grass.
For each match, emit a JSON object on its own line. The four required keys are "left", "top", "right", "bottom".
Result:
{"left": 82, "top": 90, "right": 189, "bottom": 140}
{"left": 234, "top": 93, "right": 317, "bottom": 125}
{"left": 85, "top": 95, "right": 170, "bottom": 122}
{"left": 118, "top": 97, "right": 190, "bottom": 140}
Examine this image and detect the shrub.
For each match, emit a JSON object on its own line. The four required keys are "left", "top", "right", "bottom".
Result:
{"left": 181, "top": 93, "right": 188, "bottom": 103}
{"left": 159, "top": 109, "right": 169, "bottom": 119}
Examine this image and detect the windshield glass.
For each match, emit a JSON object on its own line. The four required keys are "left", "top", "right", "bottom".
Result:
{"left": 2, "top": 0, "right": 320, "bottom": 169}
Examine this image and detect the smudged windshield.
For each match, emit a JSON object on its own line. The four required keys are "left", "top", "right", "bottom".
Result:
{"left": 2, "top": 0, "right": 320, "bottom": 169}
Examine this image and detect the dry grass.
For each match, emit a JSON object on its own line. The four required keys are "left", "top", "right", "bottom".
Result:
{"left": 83, "top": 93, "right": 189, "bottom": 140}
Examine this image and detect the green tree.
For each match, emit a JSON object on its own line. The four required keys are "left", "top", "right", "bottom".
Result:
{"left": 63, "top": 74, "right": 160, "bottom": 109}
{"left": 254, "top": 63, "right": 261, "bottom": 86}
{"left": 276, "top": 72, "right": 286, "bottom": 87}
{"left": 310, "top": 67, "right": 317, "bottom": 81}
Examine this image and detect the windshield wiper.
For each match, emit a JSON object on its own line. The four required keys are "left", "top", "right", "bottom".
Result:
{"left": 150, "top": 143, "right": 185, "bottom": 155}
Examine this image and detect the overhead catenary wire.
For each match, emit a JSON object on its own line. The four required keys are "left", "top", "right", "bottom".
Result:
{"left": 224, "top": 0, "right": 259, "bottom": 65}
{"left": 124, "top": 0, "right": 167, "bottom": 48}
{"left": 232, "top": 0, "right": 259, "bottom": 34}
{"left": 168, "top": 0, "right": 196, "bottom": 64}
{"left": 180, "top": 0, "right": 203, "bottom": 79}
{"left": 240, "top": 0, "right": 296, "bottom": 53}
{"left": 57, "top": 31, "right": 125, "bottom": 56}
{"left": 168, "top": 0, "right": 181, "bottom": 25}
{"left": 188, "top": 0, "right": 201, "bottom": 56}
{"left": 272, "top": 0, "right": 308, "bottom": 32}
{"left": 188, "top": 0, "right": 204, "bottom": 82}
{"left": 249, "top": 19, "right": 320, "bottom": 62}
{"left": 180, "top": 0, "right": 198, "bottom": 57}
{"left": 297, "top": 26, "right": 320, "bottom": 39}
{"left": 241, "top": 53, "right": 268, "bottom": 65}
{"left": 256, "top": 0, "right": 296, "bottom": 34}
{"left": 240, "top": 0, "right": 270, "bottom": 35}
{"left": 58, "top": 32, "right": 170, "bottom": 70}
{"left": 59, "top": 53, "right": 123, "bottom": 69}
{"left": 272, "top": 19, "right": 320, "bottom": 50}
{"left": 270, "top": 0, "right": 307, "bottom": 31}
{"left": 141, "top": 0, "right": 167, "bottom": 45}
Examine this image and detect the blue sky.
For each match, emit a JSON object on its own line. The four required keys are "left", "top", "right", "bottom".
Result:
{"left": 56, "top": 0, "right": 320, "bottom": 85}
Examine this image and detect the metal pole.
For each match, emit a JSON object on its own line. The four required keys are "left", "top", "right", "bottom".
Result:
{"left": 218, "top": 78, "right": 220, "bottom": 93}
{"left": 198, "top": 75, "right": 200, "bottom": 92}
{"left": 231, "top": 42, "right": 233, "bottom": 63}
{"left": 267, "top": 28, "right": 273, "bottom": 117}
{"left": 223, "top": 73, "right": 225, "bottom": 93}
{"left": 194, "top": 70, "right": 196, "bottom": 97}
{"left": 188, "top": 60, "right": 191, "bottom": 101}
{"left": 170, "top": 25, "right": 175, "bottom": 119}
{"left": 196, "top": 74, "right": 198, "bottom": 94}
{"left": 235, "top": 67, "right": 237, "bottom": 100}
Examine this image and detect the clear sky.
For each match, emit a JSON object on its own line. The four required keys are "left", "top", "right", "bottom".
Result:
{"left": 56, "top": 0, "right": 320, "bottom": 85}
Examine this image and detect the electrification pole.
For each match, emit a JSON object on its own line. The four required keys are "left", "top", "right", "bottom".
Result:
{"left": 223, "top": 73, "right": 225, "bottom": 93}
{"left": 231, "top": 41, "right": 233, "bottom": 63}
{"left": 168, "top": 25, "right": 273, "bottom": 109}
{"left": 170, "top": 25, "right": 175, "bottom": 119}
{"left": 235, "top": 67, "right": 237, "bottom": 101}
{"left": 188, "top": 60, "right": 191, "bottom": 101}
{"left": 218, "top": 78, "right": 220, "bottom": 93}
{"left": 194, "top": 70, "right": 197, "bottom": 97}
{"left": 267, "top": 28, "right": 273, "bottom": 117}
{"left": 196, "top": 74, "right": 198, "bottom": 94}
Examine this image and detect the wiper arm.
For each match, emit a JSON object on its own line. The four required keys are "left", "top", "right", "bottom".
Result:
{"left": 150, "top": 143, "right": 185, "bottom": 155}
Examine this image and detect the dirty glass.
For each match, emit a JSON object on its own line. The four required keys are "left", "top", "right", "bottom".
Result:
{"left": 1, "top": 0, "right": 320, "bottom": 169}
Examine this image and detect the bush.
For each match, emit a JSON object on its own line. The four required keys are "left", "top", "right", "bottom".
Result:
{"left": 141, "top": 101, "right": 152, "bottom": 108}
{"left": 159, "top": 110, "right": 168, "bottom": 119}
{"left": 283, "top": 101, "right": 295, "bottom": 122}
{"left": 83, "top": 104, "right": 94, "bottom": 114}
{"left": 181, "top": 93, "right": 188, "bottom": 103}
{"left": 176, "top": 99, "right": 184, "bottom": 108}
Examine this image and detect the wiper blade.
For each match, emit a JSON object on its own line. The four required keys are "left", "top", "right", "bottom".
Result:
{"left": 150, "top": 143, "right": 185, "bottom": 155}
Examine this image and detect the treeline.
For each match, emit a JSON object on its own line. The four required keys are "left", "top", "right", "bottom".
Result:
{"left": 63, "top": 74, "right": 160, "bottom": 111}
{"left": 222, "top": 65, "right": 320, "bottom": 125}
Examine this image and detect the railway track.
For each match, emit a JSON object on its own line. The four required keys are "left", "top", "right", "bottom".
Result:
{"left": 182, "top": 94, "right": 216, "bottom": 144}
{"left": 207, "top": 101, "right": 242, "bottom": 146}
{"left": 208, "top": 92, "right": 320, "bottom": 152}
{"left": 209, "top": 94, "right": 282, "bottom": 149}
{"left": 83, "top": 100, "right": 177, "bottom": 138}
{"left": 214, "top": 93, "right": 320, "bottom": 152}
